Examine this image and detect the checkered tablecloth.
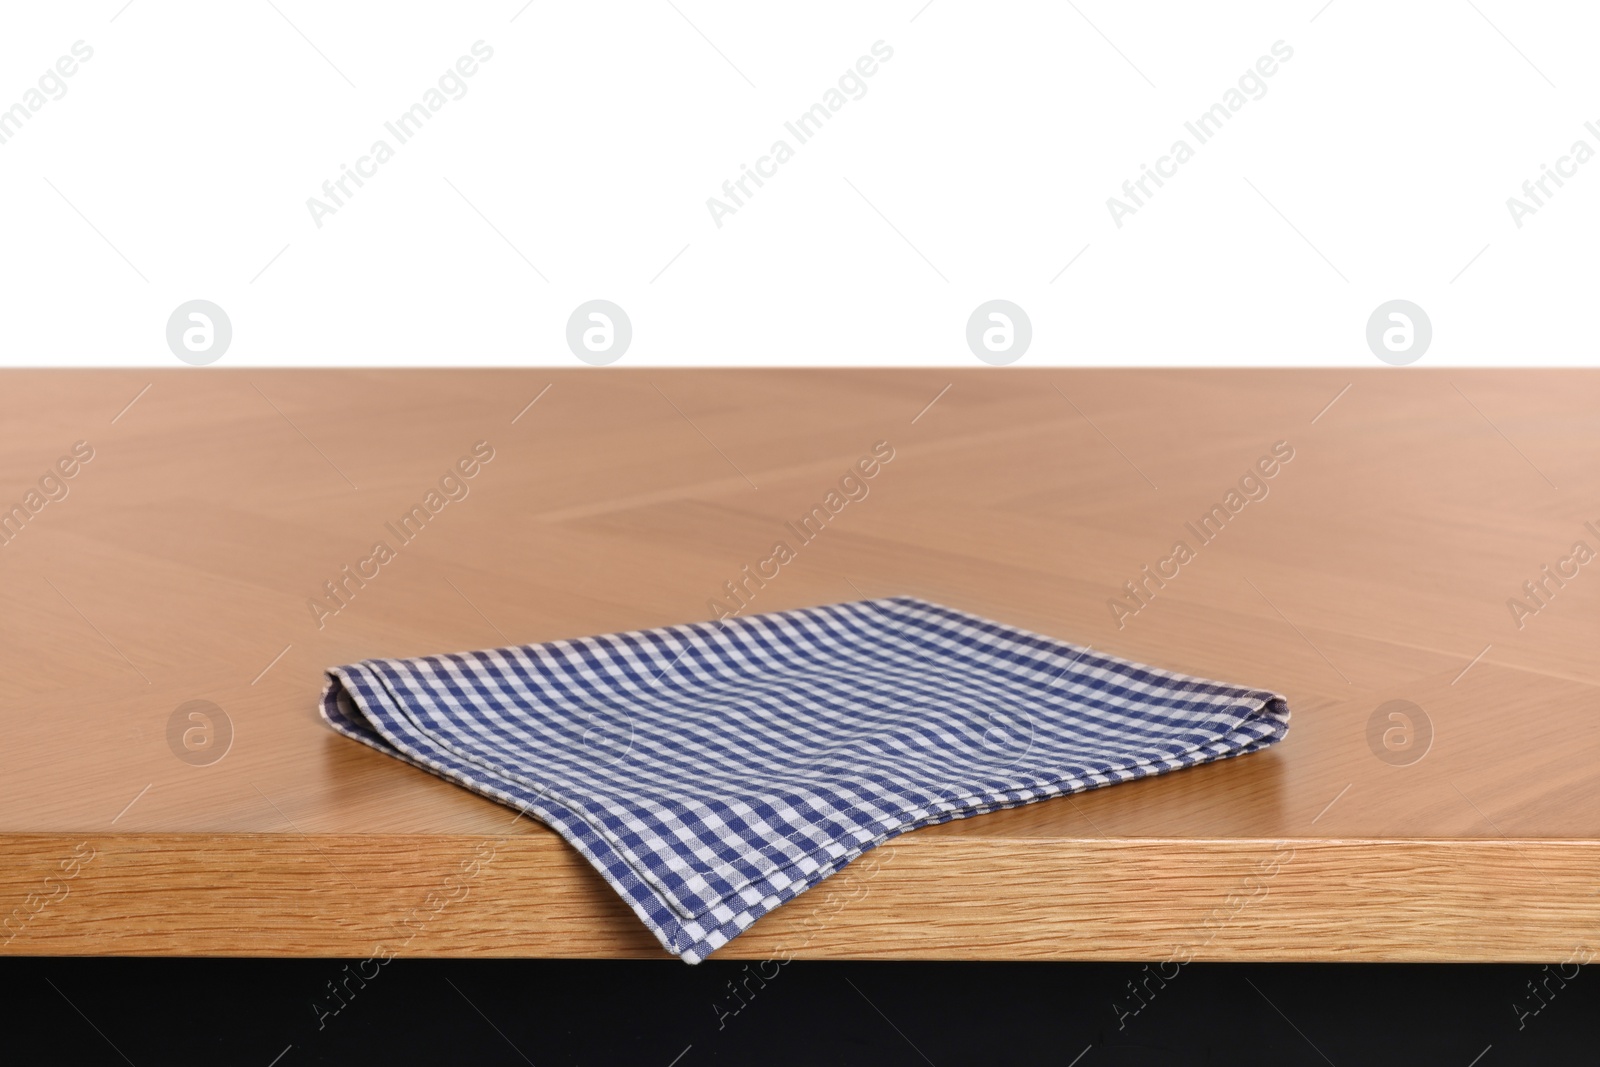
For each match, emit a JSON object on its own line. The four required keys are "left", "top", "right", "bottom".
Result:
{"left": 321, "top": 597, "right": 1289, "bottom": 962}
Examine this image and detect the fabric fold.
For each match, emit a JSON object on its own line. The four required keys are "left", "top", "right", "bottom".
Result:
{"left": 321, "top": 597, "right": 1289, "bottom": 962}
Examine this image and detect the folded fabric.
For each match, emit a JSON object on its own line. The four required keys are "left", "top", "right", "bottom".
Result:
{"left": 321, "top": 596, "right": 1289, "bottom": 963}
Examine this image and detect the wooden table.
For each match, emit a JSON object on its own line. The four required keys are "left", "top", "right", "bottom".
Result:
{"left": 3, "top": 369, "right": 1597, "bottom": 962}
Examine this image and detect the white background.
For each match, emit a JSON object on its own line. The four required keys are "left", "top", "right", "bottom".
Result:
{"left": 0, "top": 0, "right": 1596, "bottom": 366}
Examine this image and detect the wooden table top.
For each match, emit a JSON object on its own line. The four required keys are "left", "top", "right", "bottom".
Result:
{"left": 3, "top": 368, "right": 1597, "bottom": 961}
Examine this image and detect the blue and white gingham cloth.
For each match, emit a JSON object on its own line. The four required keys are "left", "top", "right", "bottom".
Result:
{"left": 321, "top": 597, "right": 1288, "bottom": 963}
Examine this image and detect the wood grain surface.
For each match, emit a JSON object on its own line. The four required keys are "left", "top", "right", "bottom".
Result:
{"left": 2, "top": 369, "right": 1598, "bottom": 961}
